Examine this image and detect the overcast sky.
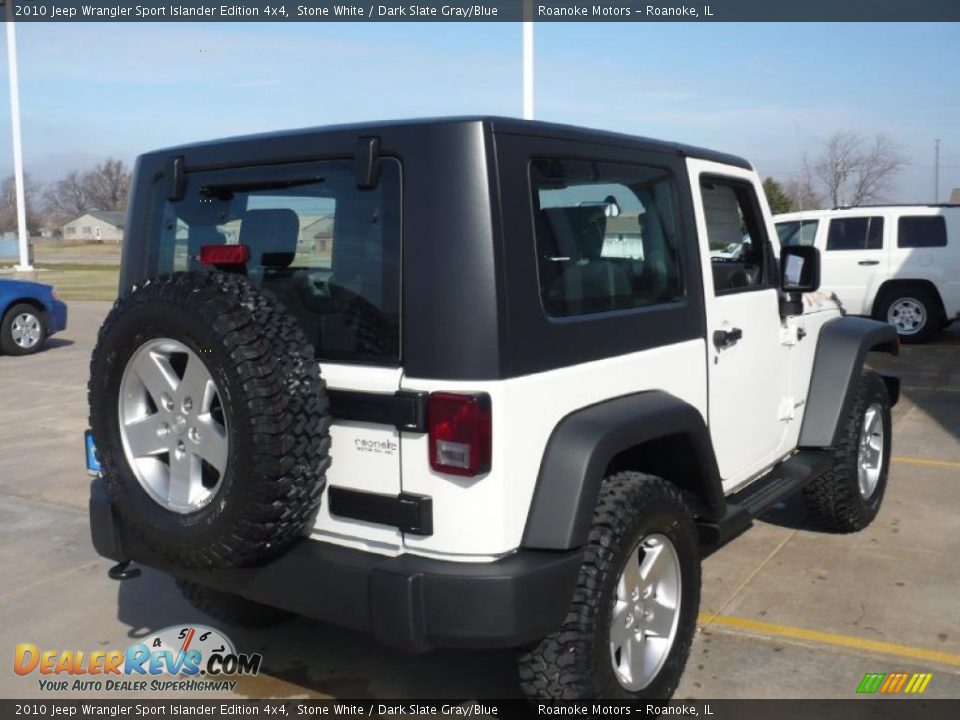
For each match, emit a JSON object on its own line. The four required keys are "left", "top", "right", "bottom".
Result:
{"left": 1, "top": 22, "right": 958, "bottom": 202}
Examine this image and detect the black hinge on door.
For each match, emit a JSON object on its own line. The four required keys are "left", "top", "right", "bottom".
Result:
{"left": 327, "top": 389, "right": 429, "bottom": 433}
{"left": 328, "top": 487, "right": 433, "bottom": 536}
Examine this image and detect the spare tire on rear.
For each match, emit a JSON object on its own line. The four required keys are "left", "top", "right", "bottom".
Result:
{"left": 89, "top": 271, "right": 331, "bottom": 569}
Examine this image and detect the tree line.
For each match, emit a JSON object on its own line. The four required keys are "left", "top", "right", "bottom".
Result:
{"left": 0, "top": 158, "right": 131, "bottom": 235}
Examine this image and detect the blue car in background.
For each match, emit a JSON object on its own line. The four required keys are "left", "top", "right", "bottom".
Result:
{"left": 0, "top": 278, "right": 68, "bottom": 355}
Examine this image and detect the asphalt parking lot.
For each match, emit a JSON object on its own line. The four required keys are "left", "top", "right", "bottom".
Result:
{"left": 1, "top": 301, "right": 958, "bottom": 700}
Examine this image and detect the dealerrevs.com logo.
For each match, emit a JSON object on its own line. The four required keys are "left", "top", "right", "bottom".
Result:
{"left": 14, "top": 625, "right": 262, "bottom": 693}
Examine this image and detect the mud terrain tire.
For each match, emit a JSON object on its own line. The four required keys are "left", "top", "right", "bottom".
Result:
{"left": 89, "top": 272, "right": 330, "bottom": 568}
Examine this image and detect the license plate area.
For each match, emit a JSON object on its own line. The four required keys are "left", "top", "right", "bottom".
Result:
{"left": 84, "top": 430, "right": 102, "bottom": 475}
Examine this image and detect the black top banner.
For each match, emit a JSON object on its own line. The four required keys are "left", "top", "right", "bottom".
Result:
{"left": 3, "top": 0, "right": 960, "bottom": 22}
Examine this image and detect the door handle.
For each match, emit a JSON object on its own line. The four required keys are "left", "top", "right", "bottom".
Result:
{"left": 713, "top": 328, "right": 743, "bottom": 349}
{"left": 858, "top": 260, "right": 880, "bottom": 266}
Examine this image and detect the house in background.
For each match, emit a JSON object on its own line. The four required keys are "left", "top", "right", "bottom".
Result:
{"left": 950, "top": 188, "right": 960, "bottom": 204}
{"left": 61, "top": 210, "right": 125, "bottom": 244}
{"left": 601, "top": 213, "right": 645, "bottom": 259}
{"left": 299, "top": 215, "right": 334, "bottom": 257}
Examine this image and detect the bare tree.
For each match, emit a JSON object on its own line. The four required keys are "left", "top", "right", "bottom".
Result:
{"left": 784, "top": 157, "right": 823, "bottom": 211}
{"left": 43, "top": 170, "right": 90, "bottom": 223}
{"left": 39, "top": 159, "right": 132, "bottom": 229}
{"left": 811, "top": 131, "right": 904, "bottom": 207}
{"left": 0, "top": 174, "right": 42, "bottom": 233}
{"left": 82, "top": 158, "right": 131, "bottom": 212}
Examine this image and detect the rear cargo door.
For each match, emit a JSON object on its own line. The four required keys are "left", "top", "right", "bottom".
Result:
{"left": 312, "top": 365, "right": 406, "bottom": 551}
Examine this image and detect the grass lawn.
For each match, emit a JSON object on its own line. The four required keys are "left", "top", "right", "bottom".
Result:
{"left": 33, "top": 243, "right": 120, "bottom": 258}
{"left": 34, "top": 263, "right": 120, "bottom": 301}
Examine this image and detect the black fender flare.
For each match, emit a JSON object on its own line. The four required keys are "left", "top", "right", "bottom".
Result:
{"left": 521, "top": 391, "right": 725, "bottom": 551}
{"left": 799, "top": 316, "right": 899, "bottom": 449}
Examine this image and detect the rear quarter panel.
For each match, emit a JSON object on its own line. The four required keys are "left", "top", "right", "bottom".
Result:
{"left": 398, "top": 340, "right": 708, "bottom": 558}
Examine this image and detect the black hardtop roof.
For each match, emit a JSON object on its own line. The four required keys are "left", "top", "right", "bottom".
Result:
{"left": 148, "top": 116, "right": 753, "bottom": 170}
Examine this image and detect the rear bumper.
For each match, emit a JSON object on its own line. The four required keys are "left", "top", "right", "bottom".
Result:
{"left": 89, "top": 477, "right": 581, "bottom": 652}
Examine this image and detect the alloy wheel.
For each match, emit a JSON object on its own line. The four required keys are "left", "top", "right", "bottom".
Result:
{"left": 609, "top": 533, "right": 682, "bottom": 691}
{"left": 118, "top": 338, "right": 229, "bottom": 513}
{"left": 11, "top": 312, "right": 42, "bottom": 349}
{"left": 858, "top": 402, "right": 885, "bottom": 499}
{"left": 887, "top": 297, "right": 926, "bottom": 336}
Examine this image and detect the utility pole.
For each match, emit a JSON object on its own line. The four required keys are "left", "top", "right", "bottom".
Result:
{"left": 522, "top": 0, "right": 533, "bottom": 120}
{"left": 934, "top": 139, "right": 940, "bottom": 203}
{"left": 5, "top": 2, "right": 32, "bottom": 271}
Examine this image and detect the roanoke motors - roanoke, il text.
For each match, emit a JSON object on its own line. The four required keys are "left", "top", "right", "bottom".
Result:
{"left": 537, "top": 5, "right": 711, "bottom": 17}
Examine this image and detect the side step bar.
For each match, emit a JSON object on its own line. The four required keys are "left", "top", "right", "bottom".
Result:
{"left": 697, "top": 450, "right": 834, "bottom": 555}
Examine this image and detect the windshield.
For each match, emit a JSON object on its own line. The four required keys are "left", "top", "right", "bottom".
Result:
{"left": 776, "top": 219, "right": 819, "bottom": 247}
{"left": 148, "top": 159, "right": 402, "bottom": 365}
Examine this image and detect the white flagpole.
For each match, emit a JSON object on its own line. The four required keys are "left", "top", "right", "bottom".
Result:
{"left": 6, "top": 14, "right": 32, "bottom": 270}
{"left": 522, "top": 2, "right": 534, "bottom": 119}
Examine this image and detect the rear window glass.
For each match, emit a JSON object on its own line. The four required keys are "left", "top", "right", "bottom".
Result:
{"left": 898, "top": 216, "right": 947, "bottom": 248}
{"left": 149, "top": 159, "right": 401, "bottom": 365}
{"left": 826, "top": 217, "right": 883, "bottom": 251}
{"left": 530, "top": 158, "right": 683, "bottom": 318}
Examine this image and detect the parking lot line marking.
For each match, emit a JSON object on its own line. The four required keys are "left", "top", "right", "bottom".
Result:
{"left": 698, "top": 613, "right": 960, "bottom": 668}
{"left": 892, "top": 456, "right": 960, "bottom": 469}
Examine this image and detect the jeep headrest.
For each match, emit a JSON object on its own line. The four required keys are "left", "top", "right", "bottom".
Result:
{"left": 239, "top": 209, "right": 300, "bottom": 268}
{"left": 543, "top": 206, "right": 608, "bottom": 260}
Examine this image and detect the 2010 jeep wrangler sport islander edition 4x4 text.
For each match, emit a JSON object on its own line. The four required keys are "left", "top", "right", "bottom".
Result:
{"left": 87, "top": 117, "right": 900, "bottom": 700}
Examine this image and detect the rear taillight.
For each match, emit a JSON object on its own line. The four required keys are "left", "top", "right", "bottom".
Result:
{"left": 200, "top": 244, "right": 250, "bottom": 266}
{"left": 428, "top": 392, "right": 491, "bottom": 477}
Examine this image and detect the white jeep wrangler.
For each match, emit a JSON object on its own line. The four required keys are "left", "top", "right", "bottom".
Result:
{"left": 87, "top": 118, "right": 899, "bottom": 700}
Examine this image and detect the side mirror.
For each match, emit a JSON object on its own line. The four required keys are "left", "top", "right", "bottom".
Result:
{"left": 779, "top": 245, "right": 820, "bottom": 317}
{"left": 780, "top": 245, "right": 820, "bottom": 293}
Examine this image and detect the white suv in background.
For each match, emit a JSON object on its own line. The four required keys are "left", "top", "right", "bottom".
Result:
{"left": 775, "top": 205, "right": 960, "bottom": 342}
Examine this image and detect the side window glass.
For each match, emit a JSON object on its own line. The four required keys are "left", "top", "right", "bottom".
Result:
{"left": 866, "top": 217, "right": 884, "bottom": 249}
{"left": 531, "top": 159, "right": 684, "bottom": 318}
{"left": 898, "top": 216, "right": 947, "bottom": 248}
{"left": 826, "top": 217, "right": 884, "bottom": 251}
{"left": 701, "top": 177, "right": 771, "bottom": 294}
